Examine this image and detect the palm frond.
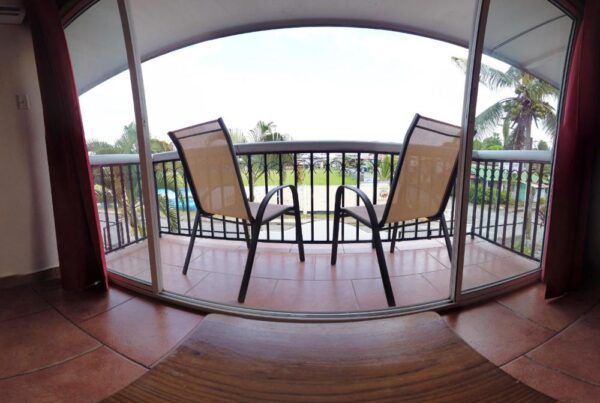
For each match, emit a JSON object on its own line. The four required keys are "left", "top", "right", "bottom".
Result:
{"left": 478, "top": 64, "right": 518, "bottom": 90}
{"left": 475, "top": 100, "right": 509, "bottom": 136}
{"left": 452, "top": 57, "right": 518, "bottom": 90}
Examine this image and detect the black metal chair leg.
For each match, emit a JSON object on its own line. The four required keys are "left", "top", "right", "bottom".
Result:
{"left": 243, "top": 220, "right": 251, "bottom": 249}
{"left": 373, "top": 229, "right": 396, "bottom": 307}
{"left": 182, "top": 213, "right": 201, "bottom": 275}
{"left": 440, "top": 215, "right": 452, "bottom": 260}
{"left": 390, "top": 223, "right": 399, "bottom": 253}
{"left": 293, "top": 209, "right": 305, "bottom": 262}
{"left": 331, "top": 210, "right": 341, "bottom": 265}
{"left": 238, "top": 223, "right": 260, "bottom": 303}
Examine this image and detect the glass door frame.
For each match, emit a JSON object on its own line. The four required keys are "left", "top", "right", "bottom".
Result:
{"left": 102, "top": 0, "right": 577, "bottom": 319}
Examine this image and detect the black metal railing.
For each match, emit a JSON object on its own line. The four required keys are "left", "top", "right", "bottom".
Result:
{"left": 468, "top": 150, "right": 551, "bottom": 260}
{"left": 90, "top": 144, "right": 551, "bottom": 261}
{"left": 90, "top": 154, "right": 147, "bottom": 253}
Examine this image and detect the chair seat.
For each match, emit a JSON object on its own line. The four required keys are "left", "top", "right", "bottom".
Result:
{"left": 343, "top": 204, "right": 386, "bottom": 226}
{"left": 249, "top": 202, "right": 293, "bottom": 223}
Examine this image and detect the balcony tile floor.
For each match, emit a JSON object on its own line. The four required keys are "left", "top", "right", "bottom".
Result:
{"left": 1, "top": 276, "right": 598, "bottom": 401}
{"left": 105, "top": 235, "right": 540, "bottom": 312}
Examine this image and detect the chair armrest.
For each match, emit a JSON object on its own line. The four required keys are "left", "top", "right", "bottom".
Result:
{"left": 334, "top": 185, "right": 381, "bottom": 228}
{"left": 254, "top": 185, "right": 300, "bottom": 224}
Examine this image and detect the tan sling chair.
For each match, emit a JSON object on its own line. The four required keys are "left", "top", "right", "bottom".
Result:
{"left": 331, "top": 114, "right": 461, "bottom": 307}
{"left": 169, "top": 118, "right": 304, "bottom": 303}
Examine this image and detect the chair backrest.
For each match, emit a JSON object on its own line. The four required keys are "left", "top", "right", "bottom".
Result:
{"left": 168, "top": 118, "right": 251, "bottom": 221}
{"left": 383, "top": 114, "right": 461, "bottom": 224}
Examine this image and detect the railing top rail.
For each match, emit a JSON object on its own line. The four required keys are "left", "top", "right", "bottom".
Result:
{"left": 88, "top": 154, "right": 141, "bottom": 165}
{"left": 89, "top": 142, "right": 553, "bottom": 165}
{"left": 472, "top": 150, "right": 552, "bottom": 163}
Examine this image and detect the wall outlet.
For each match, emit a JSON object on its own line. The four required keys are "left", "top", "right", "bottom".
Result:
{"left": 16, "top": 94, "right": 29, "bottom": 110}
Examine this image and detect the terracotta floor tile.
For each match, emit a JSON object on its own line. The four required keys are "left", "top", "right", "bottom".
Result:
{"left": 0, "top": 347, "right": 146, "bottom": 403}
{"left": 422, "top": 264, "right": 497, "bottom": 294}
{"left": 341, "top": 243, "right": 381, "bottom": 254}
{"left": 80, "top": 298, "right": 203, "bottom": 367}
{"left": 475, "top": 241, "right": 519, "bottom": 258}
{"left": 186, "top": 247, "right": 248, "bottom": 275}
{"left": 496, "top": 283, "right": 594, "bottom": 331}
{"left": 270, "top": 280, "right": 358, "bottom": 312}
{"left": 106, "top": 255, "right": 150, "bottom": 278}
{"left": 303, "top": 243, "right": 336, "bottom": 255}
{"left": 30, "top": 278, "right": 63, "bottom": 292}
{"left": 527, "top": 311, "right": 600, "bottom": 385}
{"left": 252, "top": 253, "right": 315, "bottom": 280}
{"left": 126, "top": 241, "right": 205, "bottom": 267}
{"left": 185, "top": 272, "right": 277, "bottom": 308}
{"left": 0, "top": 286, "right": 50, "bottom": 322}
{"left": 0, "top": 310, "right": 100, "bottom": 378}
{"left": 388, "top": 249, "right": 449, "bottom": 275}
{"left": 444, "top": 302, "right": 555, "bottom": 366}
{"left": 315, "top": 253, "right": 382, "bottom": 280}
{"left": 254, "top": 243, "right": 293, "bottom": 253}
{"left": 427, "top": 244, "right": 499, "bottom": 268}
{"left": 477, "top": 255, "right": 539, "bottom": 280}
{"left": 353, "top": 274, "right": 446, "bottom": 310}
{"left": 136, "top": 264, "right": 209, "bottom": 295}
{"left": 37, "top": 285, "right": 134, "bottom": 323}
{"left": 502, "top": 356, "right": 600, "bottom": 403}
{"left": 396, "top": 238, "right": 451, "bottom": 251}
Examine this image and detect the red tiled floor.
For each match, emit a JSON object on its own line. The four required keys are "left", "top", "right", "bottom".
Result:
{"left": 80, "top": 297, "right": 203, "bottom": 367}
{"left": 443, "top": 302, "right": 555, "bottom": 366}
{"left": 186, "top": 247, "right": 248, "bottom": 274}
{"left": 527, "top": 308, "right": 600, "bottom": 385}
{"left": 423, "top": 264, "right": 498, "bottom": 293}
{"left": 353, "top": 274, "right": 446, "bottom": 310}
{"left": 37, "top": 285, "right": 134, "bottom": 323}
{"left": 270, "top": 279, "right": 358, "bottom": 312}
{"left": 496, "top": 283, "right": 596, "bottom": 331}
{"left": 137, "top": 264, "right": 209, "bottom": 295}
{"left": 388, "top": 249, "right": 449, "bottom": 275}
{"left": 397, "top": 238, "right": 453, "bottom": 251}
{"left": 0, "top": 347, "right": 146, "bottom": 403}
{"left": 148, "top": 241, "right": 203, "bottom": 266}
{"left": 502, "top": 356, "right": 600, "bottom": 403}
{"left": 0, "top": 286, "right": 50, "bottom": 322}
{"left": 315, "top": 253, "right": 382, "bottom": 280}
{"left": 474, "top": 241, "right": 519, "bottom": 258}
{"left": 0, "top": 310, "right": 100, "bottom": 378}
{"left": 106, "top": 254, "right": 150, "bottom": 278}
{"left": 427, "top": 244, "right": 500, "bottom": 268}
{"left": 186, "top": 272, "right": 278, "bottom": 308}
{"left": 252, "top": 253, "right": 315, "bottom": 280}
{"left": 478, "top": 255, "right": 539, "bottom": 279}
{"left": 104, "top": 237, "right": 541, "bottom": 312}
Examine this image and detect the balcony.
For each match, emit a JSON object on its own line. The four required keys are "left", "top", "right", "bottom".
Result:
{"left": 91, "top": 141, "right": 551, "bottom": 313}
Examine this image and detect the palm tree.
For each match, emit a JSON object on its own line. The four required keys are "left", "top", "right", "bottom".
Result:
{"left": 238, "top": 121, "right": 295, "bottom": 192}
{"left": 453, "top": 57, "right": 558, "bottom": 244}
{"left": 452, "top": 57, "right": 558, "bottom": 150}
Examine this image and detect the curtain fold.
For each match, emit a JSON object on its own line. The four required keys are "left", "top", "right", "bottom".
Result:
{"left": 26, "top": 0, "right": 107, "bottom": 290}
{"left": 542, "top": 0, "right": 600, "bottom": 298}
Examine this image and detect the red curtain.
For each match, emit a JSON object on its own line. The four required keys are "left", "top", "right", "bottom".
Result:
{"left": 543, "top": 0, "right": 600, "bottom": 298}
{"left": 26, "top": 0, "right": 108, "bottom": 290}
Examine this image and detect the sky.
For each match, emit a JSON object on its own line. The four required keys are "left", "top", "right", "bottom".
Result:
{"left": 78, "top": 27, "right": 556, "bottom": 147}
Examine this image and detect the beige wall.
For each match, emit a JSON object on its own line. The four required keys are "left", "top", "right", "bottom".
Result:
{"left": 0, "top": 22, "right": 58, "bottom": 278}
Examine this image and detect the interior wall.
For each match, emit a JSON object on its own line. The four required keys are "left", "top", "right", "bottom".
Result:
{"left": 0, "top": 21, "right": 58, "bottom": 278}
